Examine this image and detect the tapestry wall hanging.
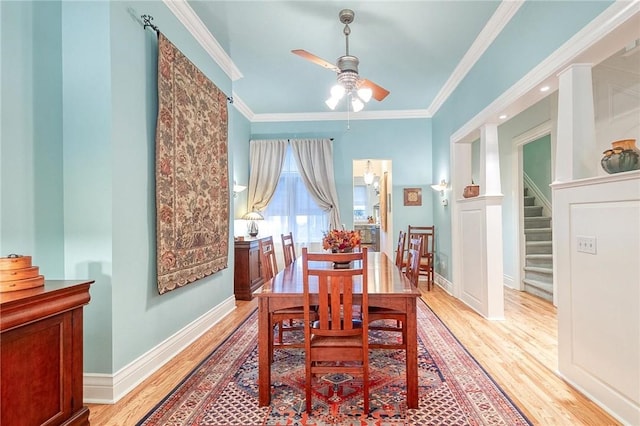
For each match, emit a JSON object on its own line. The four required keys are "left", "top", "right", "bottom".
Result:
{"left": 155, "top": 33, "right": 229, "bottom": 294}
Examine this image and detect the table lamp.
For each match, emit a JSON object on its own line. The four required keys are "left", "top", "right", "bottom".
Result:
{"left": 242, "top": 210, "right": 264, "bottom": 237}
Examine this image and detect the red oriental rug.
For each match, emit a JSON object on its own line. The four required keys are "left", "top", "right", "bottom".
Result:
{"left": 138, "top": 300, "right": 531, "bottom": 425}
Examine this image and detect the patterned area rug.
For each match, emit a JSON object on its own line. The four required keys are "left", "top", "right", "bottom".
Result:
{"left": 138, "top": 300, "right": 531, "bottom": 425}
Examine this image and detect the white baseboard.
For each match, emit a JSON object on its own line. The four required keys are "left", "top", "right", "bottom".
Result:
{"left": 503, "top": 274, "right": 516, "bottom": 289}
{"left": 434, "top": 273, "right": 453, "bottom": 295}
{"left": 83, "top": 296, "right": 237, "bottom": 404}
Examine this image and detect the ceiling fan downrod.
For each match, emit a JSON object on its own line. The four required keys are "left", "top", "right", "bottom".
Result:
{"left": 340, "top": 9, "right": 355, "bottom": 59}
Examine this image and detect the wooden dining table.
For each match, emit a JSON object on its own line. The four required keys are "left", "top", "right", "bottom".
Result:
{"left": 255, "top": 251, "right": 421, "bottom": 409}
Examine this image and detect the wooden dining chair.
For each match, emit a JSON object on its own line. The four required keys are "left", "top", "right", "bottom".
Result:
{"left": 302, "top": 247, "right": 370, "bottom": 414}
{"left": 368, "top": 235, "right": 421, "bottom": 350}
{"left": 394, "top": 230, "right": 406, "bottom": 270}
{"left": 260, "top": 237, "right": 308, "bottom": 360}
{"left": 405, "top": 236, "right": 423, "bottom": 287}
{"left": 407, "top": 225, "right": 435, "bottom": 290}
{"left": 281, "top": 232, "right": 296, "bottom": 267}
{"left": 259, "top": 236, "right": 278, "bottom": 281}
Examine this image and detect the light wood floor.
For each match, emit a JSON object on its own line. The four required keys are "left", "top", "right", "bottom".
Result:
{"left": 87, "top": 284, "right": 620, "bottom": 425}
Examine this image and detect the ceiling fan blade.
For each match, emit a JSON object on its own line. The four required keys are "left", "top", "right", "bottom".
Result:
{"left": 292, "top": 49, "right": 340, "bottom": 73}
{"left": 359, "top": 79, "right": 390, "bottom": 101}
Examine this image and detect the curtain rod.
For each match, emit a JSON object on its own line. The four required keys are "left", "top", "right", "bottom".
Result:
{"left": 141, "top": 14, "right": 233, "bottom": 105}
{"left": 141, "top": 15, "right": 159, "bottom": 35}
{"left": 286, "top": 138, "right": 334, "bottom": 141}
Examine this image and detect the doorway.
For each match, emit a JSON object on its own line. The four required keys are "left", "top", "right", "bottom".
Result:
{"left": 513, "top": 121, "right": 555, "bottom": 304}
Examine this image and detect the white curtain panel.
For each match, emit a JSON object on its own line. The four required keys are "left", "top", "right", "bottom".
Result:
{"left": 290, "top": 138, "right": 342, "bottom": 229}
{"left": 247, "top": 139, "right": 287, "bottom": 212}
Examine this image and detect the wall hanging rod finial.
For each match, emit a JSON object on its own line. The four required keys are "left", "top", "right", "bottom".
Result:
{"left": 141, "top": 14, "right": 159, "bottom": 34}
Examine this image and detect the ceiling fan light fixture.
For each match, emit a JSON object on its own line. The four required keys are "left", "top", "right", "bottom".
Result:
{"left": 325, "top": 96, "right": 340, "bottom": 110}
{"left": 357, "top": 86, "right": 372, "bottom": 103}
{"left": 363, "top": 160, "right": 375, "bottom": 185}
{"left": 351, "top": 97, "right": 364, "bottom": 112}
{"left": 331, "top": 84, "right": 346, "bottom": 100}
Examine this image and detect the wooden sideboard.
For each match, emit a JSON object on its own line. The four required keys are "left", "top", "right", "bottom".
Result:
{"left": 234, "top": 236, "right": 269, "bottom": 300}
{"left": 1, "top": 280, "right": 93, "bottom": 426}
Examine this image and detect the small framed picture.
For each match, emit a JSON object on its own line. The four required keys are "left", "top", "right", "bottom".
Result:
{"left": 403, "top": 188, "right": 422, "bottom": 206}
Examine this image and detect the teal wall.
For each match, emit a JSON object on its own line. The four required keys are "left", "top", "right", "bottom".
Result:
{"left": 1, "top": 0, "right": 250, "bottom": 374}
{"left": 524, "top": 135, "right": 552, "bottom": 203}
{"left": 251, "top": 118, "right": 433, "bottom": 243}
{"left": 0, "top": 0, "right": 613, "bottom": 375}
{"left": 1, "top": 0, "right": 65, "bottom": 276}
{"left": 431, "top": 1, "right": 612, "bottom": 282}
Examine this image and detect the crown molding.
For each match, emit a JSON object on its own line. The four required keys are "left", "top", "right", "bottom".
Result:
{"left": 427, "top": 1, "right": 523, "bottom": 116}
{"left": 230, "top": 92, "right": 254, "bottom": 121}
{"left": 251, "top": 109, "right": 431, "bottom": 123}
{"left": 451, "top": 1, "right": 639, "bottom": 144}
{"left": 163, "top": 0, "right": 243, "bottom": 81}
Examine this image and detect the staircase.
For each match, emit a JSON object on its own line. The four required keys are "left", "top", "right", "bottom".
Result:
{"left": 523, "top": 188, "right": 553, "bottom": 301}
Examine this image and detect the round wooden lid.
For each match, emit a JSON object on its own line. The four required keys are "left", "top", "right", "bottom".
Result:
{"left": 0, "top": 254, "right": 32, "bottom": 271}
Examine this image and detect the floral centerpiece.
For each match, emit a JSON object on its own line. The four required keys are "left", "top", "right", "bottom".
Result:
{"left": 322, "top": 229, "right": 361, "bottom": 252}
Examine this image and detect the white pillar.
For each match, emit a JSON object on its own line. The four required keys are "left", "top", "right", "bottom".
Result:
{"left": 480, "top": 124, "right": 502, "bottom": 196}
{"left": 556, "top": 64, "right": 596, "bottom": 182}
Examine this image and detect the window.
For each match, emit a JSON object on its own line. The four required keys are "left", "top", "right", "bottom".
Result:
{"left": 262, "top": 147, "right": 328, "bottom": 245}
{"left": 353, "top": 185, "right": 367, "bottom": 221}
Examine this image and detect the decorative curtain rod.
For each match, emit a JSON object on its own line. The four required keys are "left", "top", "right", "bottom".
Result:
{"left": 286, "top": 138, "right": 334, "bottom": 142}
{"left": 140, "top": 14, "right": 233, "bottom": 105}
{"left": 141, "top": 14, "right": 159, "bottom": 35}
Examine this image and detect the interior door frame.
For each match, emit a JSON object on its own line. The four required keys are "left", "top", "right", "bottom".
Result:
{"left": 511, "top": 120, "right": 553, "bottom": 295}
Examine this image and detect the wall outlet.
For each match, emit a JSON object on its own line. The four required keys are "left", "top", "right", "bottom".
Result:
{"left": 441, "top": 198, "right": 448, "bottom": 206}
{"left": 576, "top": 235, "right": 597, "bottom": 254}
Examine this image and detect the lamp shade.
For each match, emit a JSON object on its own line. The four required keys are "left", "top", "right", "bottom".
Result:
{"left": 242, "top": 211, "right": 264, "bottom": 221}
{"left": 242, "top": 210, "right": 264, "bottom": 237}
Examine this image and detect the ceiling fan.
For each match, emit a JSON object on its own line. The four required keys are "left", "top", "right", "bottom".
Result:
{"left": 292, "top": 9, "right": 390, "bottom": 111}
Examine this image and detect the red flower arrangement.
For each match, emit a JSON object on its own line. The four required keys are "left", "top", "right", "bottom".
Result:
{"left": 322, "top": 229, "right": 361, "bottom": 252}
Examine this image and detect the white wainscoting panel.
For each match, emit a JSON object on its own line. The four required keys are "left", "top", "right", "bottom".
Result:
{"left": 554, "top": 171, "right": 640, "bottom": 425}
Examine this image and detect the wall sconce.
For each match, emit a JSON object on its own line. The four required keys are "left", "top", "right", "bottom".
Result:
{"left": 431, "top": 179, "right": 448, "bottom": 206}
{"left": 232, "top": 181, "right": 247, "bottom": 198}
{"left": 430, "top": 179, "right": 448, "bottom": 195}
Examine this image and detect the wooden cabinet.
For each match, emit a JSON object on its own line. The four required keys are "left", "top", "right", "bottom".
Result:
{"left": 1, "top": 280, "right": 93, "bottom": 426}
{"left": 234, "top": 237, "right": 269, "bottom": 300}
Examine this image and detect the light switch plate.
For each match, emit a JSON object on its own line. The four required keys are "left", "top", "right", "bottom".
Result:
{"left": 576, "top": 235, "right": 597, "bottom": 254}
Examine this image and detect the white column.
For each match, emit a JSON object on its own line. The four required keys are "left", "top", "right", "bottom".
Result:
{"left": 556, "top": 64, "right": 596, "bottom": 182}
{"left": 480, "top": 124, "right": 502, "bottom": 196}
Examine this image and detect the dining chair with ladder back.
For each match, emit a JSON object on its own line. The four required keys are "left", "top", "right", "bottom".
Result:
{"left": 407, "top": 225, "right": 435, "bottom": 290}
{"left": 302, "top": 247, "right": 370, "bottom": 414}
{"left": 281, "top": 232, "right": 296, "bottom": 267}
{"left": 394, "top": 230, "right": 407, "bottom": 270}
{"left": 405, "top": 236, "right": 423, "bottom": 287}
{"left": 260, "top": 236, "right": 311, "bottom": 361}
{"left": 368, "top": 235, "right": 422, "bottom": 350}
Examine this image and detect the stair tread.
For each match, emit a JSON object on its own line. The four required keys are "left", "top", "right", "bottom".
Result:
{"left": 524, "top": 228, "right": 552, "bottom": 233}
{"left": 526, "top": 241, "right": 552, "bottom": 246}
{"left": 526, "top": 254, "right": 552, "bottom": 259}
{"left": 523, "top": 278, "right": 553, "bottom": 292}
{"left": 524, "top": 266, "right": 553, "bottom": 274}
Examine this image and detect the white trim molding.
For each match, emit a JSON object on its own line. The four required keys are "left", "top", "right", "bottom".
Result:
{"left": 427, "top": 1, "right": 523, "bottom": 115}
{"left": 84, "top": 296, "right": 237, "bottom": 404}
{"left": 164, "top": 0, "right": 243, "bottom": 81}
{"left": 251, "top": 109, "right": 431, "bottom": 123}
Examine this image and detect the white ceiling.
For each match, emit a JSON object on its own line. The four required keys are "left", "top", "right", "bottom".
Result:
{"left": 183, "top": 0, "right": 513, "bottom": 120}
